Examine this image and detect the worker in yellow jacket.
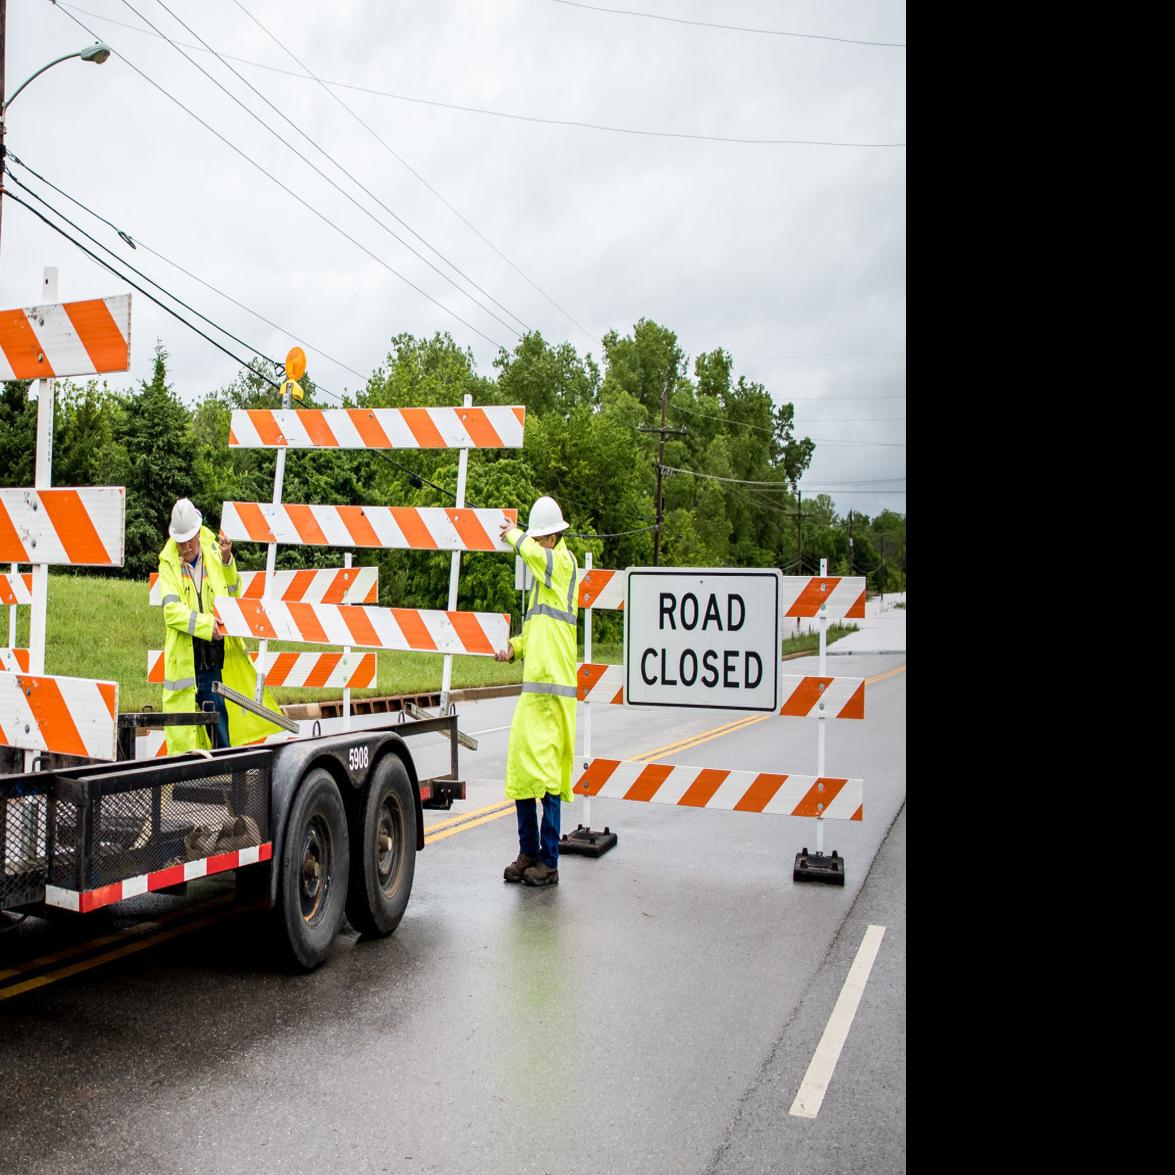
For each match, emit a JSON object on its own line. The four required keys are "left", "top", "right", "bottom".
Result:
{"left": 157, "top": 498, "right": 283, "bottom": 755}
{"left": 495, "top": 496, "right": 578, "bottom": 887}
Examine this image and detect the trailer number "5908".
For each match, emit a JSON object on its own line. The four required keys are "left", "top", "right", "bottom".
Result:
{"left": 348, "top": 746, "right": 370, "bottom": 773}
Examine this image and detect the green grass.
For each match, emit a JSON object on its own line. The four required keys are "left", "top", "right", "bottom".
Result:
{"left": 2, "top": 575, "right": 855, "bottom": 712}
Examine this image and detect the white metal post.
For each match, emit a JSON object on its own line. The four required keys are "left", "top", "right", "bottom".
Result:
{"left": 25, "top": 268, "right": 58, "bottom": 771}
{"left": 254, "top": 382, "right": 292, "bottom": 701}
{"left": 816, "top": 556, "right": 828, "bottom": 855}
{"left": 439, "top": 393, "right": 472, "bottom": 713}
{"left": 342, "top": 551, "right": 352, "bottom": 731}
{"left": 7, "top": 562, "right": 16, "bottom": 647}
{"left": 582, "top": 551, "right": 592, "bottom": 831}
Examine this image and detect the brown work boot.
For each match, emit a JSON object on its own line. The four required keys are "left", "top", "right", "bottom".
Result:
{"left": 504, "top": 853, "right": 539, "bottom": 883}
{"left": 522, "top": 861, "right": 559, "bottom": 887}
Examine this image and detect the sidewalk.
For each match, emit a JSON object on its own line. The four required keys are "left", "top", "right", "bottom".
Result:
{"left": 824, "top": 591, "right": 906, "bottom": 655}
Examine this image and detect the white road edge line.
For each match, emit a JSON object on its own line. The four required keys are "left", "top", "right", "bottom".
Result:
{"left": 789, "top": 924, "right": 887, "bottom": 1119}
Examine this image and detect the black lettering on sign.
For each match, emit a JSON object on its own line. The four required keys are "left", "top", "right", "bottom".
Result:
{"left": 681, "top": 649, "right": 698, "bottom": 686}
{"left": 681, "top": 593, "right": 698, "bottom": 630}
{"left": 728, "top": 594, "right": 745, "bottom": 631}
{"left": 641, "top": 648, "right": 658, "bottom": 685}
{"left": 660, "top": 648, "right": 678, "bottom": 686}
{"left": 702, "top": 649, "right": 719, "bottom": 687}
{"left": 723, "top": 649, "right": 739, "bottom": 688}
{"left": 659, "top": 594, "right": 676, "bottom": 630}
{"left": 745, "top": 651, "right": 762, "bottom": 690}
{"left": 702, "top": 594, "right": 722, "bottom": 630}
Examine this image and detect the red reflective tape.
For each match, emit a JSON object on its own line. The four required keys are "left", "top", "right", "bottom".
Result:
{"left": 78, "top": 881, "right": 123, "bottom": 913}
{"left": 148, "top": 864, "right": 187, "bottom": 891}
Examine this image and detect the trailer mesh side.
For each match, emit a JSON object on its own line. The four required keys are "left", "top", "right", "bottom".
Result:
{"left": 1, "top": 775, "right": 50, "bottom": 910}
{"left": 49, "top": 757, "right": 271, "bottom": 893}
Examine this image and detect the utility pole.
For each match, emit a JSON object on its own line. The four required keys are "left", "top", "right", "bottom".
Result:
{"left": 636, "top": 379, "right": 686, "bottom": 566}
{"left": 1, "top": 0, "right": 7, "bottom": 258}
{"left": 784, "top": 490, "right": 808, "bottom": 575}
{"left": 847, "top": 509, "right": 854, "bottom": 575}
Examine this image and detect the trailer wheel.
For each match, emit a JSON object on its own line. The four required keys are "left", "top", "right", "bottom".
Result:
{"left": 346, "top": 753, "right": 417, "bottom": 937}
{"left": 277, "top": 768, "right": 350, "bottom": 970}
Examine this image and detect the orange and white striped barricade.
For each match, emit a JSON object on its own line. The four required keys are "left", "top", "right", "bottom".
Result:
{"left": 148, "top": 566, "right": 379, "bottom": 606}
{"left": 3, "top": 569, "right": 33, "bottom": 654}
{"left": 577, "top": 663, "right": 866, "bottom": 718}
{"left": 227, "top": 405, "right": 526, "bottom": 449}
{"left": 560, "top": 552, "right": 618, "bottom": 857}
{"left": 0, "top": 670, "right": 119, "bottom": 760}
{"left": 1, "top": 648, "right": 31, "bottom": 674}
{"left": 576, "top": 566, "right": 625, "bottom": 611}
{"left": 213, "top": 598, "right": 508, "bottom": 657}
{"left": 575, "top": 759, "right": 863, "bottom": 821}
{"left": 0, "top": 487, "right": 126, "bottom": 566}
{"left": 1, "top": 571, "right": 33, "bottom": 606}
{"left": 0, "top": 294, "right": 131, "bottom": 380}
{"left": 220, "top": 503, "right": 516, "bottom": 552}
{"left": 147, "top": 648, "right": 377, "bottom": 690}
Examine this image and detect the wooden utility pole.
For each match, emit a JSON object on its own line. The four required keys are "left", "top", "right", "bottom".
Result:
{"left": 636, "top": 379, "right": 686, "bottom": 565}
{"left": 1, "top": 0, "right": 7, "bottom": 260}
{"left": 784, "top": 490, "right": 808, "bottom": 574}
{"left": 847, "top": 509, "right": 854, "bottom": 575}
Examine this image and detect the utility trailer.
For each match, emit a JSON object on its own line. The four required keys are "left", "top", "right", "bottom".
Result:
{"left": 0, "top": 712, "right": 465, "bottom": 970}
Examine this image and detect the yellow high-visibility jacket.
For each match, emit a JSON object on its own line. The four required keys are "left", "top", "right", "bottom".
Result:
{"left": 157, "top": 527, "right": 283, "bottom": 754}
{"left": 503, "top": 527, "right": 578, "bottom": 802}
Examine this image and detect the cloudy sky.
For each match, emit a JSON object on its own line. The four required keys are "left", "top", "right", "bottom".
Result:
{"left": 2, "top": 0, "right": 905, "bottom": 520}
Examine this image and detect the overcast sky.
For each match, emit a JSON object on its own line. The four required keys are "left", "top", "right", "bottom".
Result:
{"left": 2, "top": 0, "right": 905, "bottom": 521}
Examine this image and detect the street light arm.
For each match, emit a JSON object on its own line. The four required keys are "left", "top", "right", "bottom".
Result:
{"left": 2, "top": 43, "right": 111, "bottom": 114}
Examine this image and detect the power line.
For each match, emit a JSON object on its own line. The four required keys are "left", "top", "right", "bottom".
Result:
{"left": 54, "top": 4, "right": 904, "bottom": 149}
{"left": 51, "top": 2, "right": 510, "bottom": 351}
{"left": 548, "top": 0, "right": 907, "bottom": 48}
{"left": 6, "top": 151, "right": 369, "bottom": 384}
{"left": 122, "top": 0, "right": 525, "bottom": 340}
{"left": 230, "top": 0, "right": 598, "bottom": 348}
{"left": 2, "top": 184, "right": 283, "bottom": 388}
{"left": 661, "top": 465, "right": 791, "bottom": 487}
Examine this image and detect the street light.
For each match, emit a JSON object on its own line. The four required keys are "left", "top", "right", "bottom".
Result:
{"left": 0, "top": 35, "right": 113, "bottom": 257}
{"left": 2, "top": 42, "right": 112, "bottom": 114}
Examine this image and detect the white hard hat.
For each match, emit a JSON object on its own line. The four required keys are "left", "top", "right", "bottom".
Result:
{"left": 169, "top": 498, "right": 203, "bottom": 543}
{"left": 526, "top": 495, "right": 569, "bottom": 538}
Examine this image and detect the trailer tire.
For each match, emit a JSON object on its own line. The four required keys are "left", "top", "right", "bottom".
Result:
{"left": 345, "top": 753, "right": 417, "bottom": 938}
{"left": 276, "top": 768, "right": 350, "bottom": 970}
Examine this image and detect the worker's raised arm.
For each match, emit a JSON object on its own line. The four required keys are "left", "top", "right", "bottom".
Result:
{"left": 157, "top": 557, "right": 216, "bottom": 641}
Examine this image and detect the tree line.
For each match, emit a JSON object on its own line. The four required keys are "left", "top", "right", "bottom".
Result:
{"left": 0, "top": 318, "right": 907, "bottom": 636}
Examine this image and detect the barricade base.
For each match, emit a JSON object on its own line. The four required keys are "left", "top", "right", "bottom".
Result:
{"left": 793, "top": 847, "right": 845, "bottom": 886}
{"left": 559, "top": 824, "right": 618, "bottom": 858}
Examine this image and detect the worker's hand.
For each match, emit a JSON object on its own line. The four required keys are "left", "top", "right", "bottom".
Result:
{"left": 218, "top": 530, "right": 233, "bottom": 564}
{"left": 494, "top": 646, "right": 514, "bottom": 662}
{"left": 499, "top": 516, "right": 514, "bottom": 540}
{"left": 212, "top": 618, "right": 227, "bottom": 642}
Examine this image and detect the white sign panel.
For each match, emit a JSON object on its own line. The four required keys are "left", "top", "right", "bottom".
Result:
{"left": 623, "top": 567, "right": 782, "bottom": 712}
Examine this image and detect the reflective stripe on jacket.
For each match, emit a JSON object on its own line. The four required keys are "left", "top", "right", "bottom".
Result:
{"left": 157, "top": 526, "right": 282, "bottom": 754}
{"left": 503, "top": 527, "right": 578, "bottom": 802}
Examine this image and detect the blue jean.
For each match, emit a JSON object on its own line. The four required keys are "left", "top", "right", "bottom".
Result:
{"left": 516, "top": 793, "right": 561, "bottom": 869}
{"left": 195, "top": 666, "right": 231, "bottom": 749}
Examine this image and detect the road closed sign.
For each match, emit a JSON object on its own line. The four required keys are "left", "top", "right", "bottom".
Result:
{"left": 623, "top": 568, "right": 782, "bottom": 712}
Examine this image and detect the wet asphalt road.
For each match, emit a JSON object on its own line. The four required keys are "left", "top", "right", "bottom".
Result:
{"left": 0, "top": 652, "right": 906, "bottom": 1174}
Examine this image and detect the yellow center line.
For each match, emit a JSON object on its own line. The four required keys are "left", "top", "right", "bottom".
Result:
{"left": 865, "top": 665, "right": 906, "bottom": 685}
{"left": 0, "top": 907, "right": 244, "bottom": 1001}
{"left": 422, "top": 798, "right": 513, "bottom": 834}
{"left": 0, "top": 893, "right": 235, "bottom": 982}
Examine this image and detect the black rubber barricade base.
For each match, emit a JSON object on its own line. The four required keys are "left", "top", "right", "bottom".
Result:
{"left": 559, "top": 824, "right": 618, "bottom": 858}
{"left": 793, "top": 847, "right": 846, "bottom": 886}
